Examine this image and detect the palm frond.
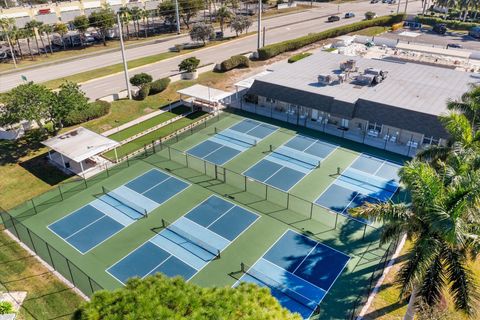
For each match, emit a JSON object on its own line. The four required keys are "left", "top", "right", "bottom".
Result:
{"left": 418, "top": 254, "right": 445, "bottom": 306}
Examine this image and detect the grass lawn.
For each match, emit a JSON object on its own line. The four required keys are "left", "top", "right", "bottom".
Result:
{"left": 353, "top": 26, "right": 390, "bottom": 37}
{"left": 103, "top": 110, "right": 208, "bottom": 160}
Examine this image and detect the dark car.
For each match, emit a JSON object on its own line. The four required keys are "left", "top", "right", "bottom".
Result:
{"left": 328, "top": 15, "right": 340, "bottom": 22}
{"left": 433, "top": 23, "right": 447, "bottom": 34}
{"left": 447, "top": 43, "right": 463, "bottom": 48}
{"left": 370, "top": 0, "right": 379, "bottom": 3}
{"left": 344, "top": 12, "right": 355, "bottom": 18}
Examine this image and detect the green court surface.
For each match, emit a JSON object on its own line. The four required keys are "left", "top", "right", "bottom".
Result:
{"left": 0, "top": 110, "right": 409, "bottom": 319}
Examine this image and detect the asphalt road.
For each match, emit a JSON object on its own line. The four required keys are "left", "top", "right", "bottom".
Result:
{"left": 0, "top": 1, "right": 424, "bottom": 97}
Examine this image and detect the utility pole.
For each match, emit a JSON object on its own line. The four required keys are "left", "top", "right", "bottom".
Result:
{"left": 117, "top": 13, "right": 132, "bottom": 100}
{"left": 175, "top": 0, "right": 181, "bottom": 34}
{"left": 257, "top": 0, "right": 262, "bottom": 50}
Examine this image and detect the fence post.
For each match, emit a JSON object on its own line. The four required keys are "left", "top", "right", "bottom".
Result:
{"left": 334, "top": 212, "right": 339, "bottom": 229}
{"left": 46, "top": 243, "right": 56, "bottom": 269}
{"left": 88, "top": 277, "right": 95, "bottom": 296}
{"left": 185, "top": 153, "right": 189, "bottom": 167}
{"left": 362, "top": 224, "right": 367, "bottom": 240}
{"left": 126, "top": 154, "right": 130, "bottom": 166}
{"left": 168, "top": 147, "right": 171, "bottom": 160}
{"left": 66, "top": 260, "right": 76, "bottom": 287}
{"left": 152, "top": 140, "right": 156, "bottom": 153}
{"left": 83, "top": 178, "right": 88, "bottom": 189}
{"left": 244, "top": 175, "right": 247, "bottom": 191}
{"left": 9, "top": 216, "right": 20, "bottom": 239}
{"left": 26, "top": 229, "right": 37, "bottom": 253}
{"left": 286, "top": 193, "right": 290, "bottom": 209}
{"left": 58, "top": 185, "right": 64, "bottom": 200}
{"left": 310, "top": 202, "right": 313, "bottom": 219}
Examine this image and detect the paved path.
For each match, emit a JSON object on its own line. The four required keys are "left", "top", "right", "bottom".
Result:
{"left": 0, "top": 1, "right": 423, "bottom": 96}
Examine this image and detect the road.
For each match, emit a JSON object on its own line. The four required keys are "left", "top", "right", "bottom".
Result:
{"left": 0, "top": 1, "right": 423, "bottom": 97}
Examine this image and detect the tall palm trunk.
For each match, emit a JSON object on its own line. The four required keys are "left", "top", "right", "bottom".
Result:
{"left": 33, "top": 33, "right": 42, "bottom": 57}
{"left": 26, "top": 38, "right": 34, "bottom": 60}
{"left": 46, "top": 31, "right": 53, "bottom": 54}
{"left": 16, "top": 38, "right": 23, "bottom": 60}
{"left": 403, "top": 286, "right": 418, "bottom": 320}
{"left": 38, "top": 32, "right": 48, "bottom": 55}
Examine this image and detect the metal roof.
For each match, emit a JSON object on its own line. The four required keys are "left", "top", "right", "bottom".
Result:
{"left": 177, "top": 84, "right": 231, "bottom": 103}
{"left": 42, "top": 127, "right": 119, "bottom": 163}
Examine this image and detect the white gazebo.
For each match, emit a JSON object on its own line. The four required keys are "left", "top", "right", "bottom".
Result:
{"left": 177, "top": 84, "right": 232, "bottom": 112}
{"left": 42, "top": 127, "right": 120, "bottom": 178}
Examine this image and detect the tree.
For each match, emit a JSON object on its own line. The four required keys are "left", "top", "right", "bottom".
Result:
{"left": 216, "top": 5, "right": 233, "bottom": 34}
{"left": 179, "top": 0, "right": 204, "bottom": 28}
{"left": 179, "top": 56, "right": 200, "bottom": 72}
{"left": 53, "top": 81, "right": 89, "bottom": 130}
{"left": 72, "top": 274, "right": 301, "bottom": 319}
{"left": 25, "top": 20, "right": 44, "bottom": 57}
{"left": 54, "top": 23, "right": 68, "bottom": 50}
{"left": 158, "top": 0, "right": 177, "bottom": 27}
{"left": 129, "top": 73, "right": 153, "bottom": 89}
{"left": 130, "top": 6, "right": 142, "bottom": 40}
{"left": 141, "top": 9, "right": 150, "bottom": 38}
{"left": 189, "top": 22, "right": 214, "bottom": 44}
{"left": 40, "top": 23, "right": 54, "bottom": 54}
{"left": 365, "top": 11, "right": 376, "bottom": 20}
{"left": 118, "top": 7, "right": 131, "bottom": 40}
{"left": 20, "top": 27, "right": 35, "bottom": 60}
{"left": 72, "top": 15, "right": 89, "bottom": 47}
{"left": 0, "top": 82, "right": 55, "bottom": 131}
{"left": 88, "top": 5, "right": 115, "bottom": 46}
{"left": 230, "top": 15, "right": 252, "bottom": 36}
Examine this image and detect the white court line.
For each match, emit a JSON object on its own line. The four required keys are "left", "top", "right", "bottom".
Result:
{"left": 206, "top": 206, "right": 236, "bottom": 229}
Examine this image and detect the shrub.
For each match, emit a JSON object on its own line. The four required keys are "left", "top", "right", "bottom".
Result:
{"left": 130, "top": 73, "right": 153, "bottom": 88}
{"left": 135, "top": 84, "right": 151, "bottom": 101}
{"left": 179, "top": 57, "right": 200, "bottom": 73}
{"left": 257, "top": 14, "right": 405, "bottom": 60}
{"left": 287, "top": 52, "right": 312, "bottom": 63}
{"left": 365, "top": 11, "right": 376, "bottom": 20}
{"left": 219, "top": 55, "right": 250, "bottom": 72}
{"left": 415, "top": 15, "right": 480, "bottom": 30}
{"left": 0, "top": 301, "right": 14, "bottom": 315}
{"left": 149, "top": 78, "right": 171, "bottom": 95}
{"left": 64, "top": 100, "right": 111, "bottom": 126}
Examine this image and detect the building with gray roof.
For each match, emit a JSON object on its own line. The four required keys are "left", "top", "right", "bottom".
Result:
{"left": 242, "top": 51, "right": 479, "bottom": 156}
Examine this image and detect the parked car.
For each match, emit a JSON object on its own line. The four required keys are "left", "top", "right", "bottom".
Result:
{"left": 344, "top": 12, "right": 355, "bottom": 18}
{"left": 328, "top": 15, "right": 340, "bottom": 22}
{"left": 370, "top": 0, "right": 379, "bottom": 3}
{"left": 387, "top": 0, "right": 397, "bottom": 3}
{"left": 447, "top": 43, "right": 463, "bottom": 48}
{"left": 469, "top": 26, "right": 480, "bottom": 38}
{"left": 433, "top": 23, "right": 447, "bottom": 34}
{"left": 382, "top": 0, "right": 388, "bottom": 3}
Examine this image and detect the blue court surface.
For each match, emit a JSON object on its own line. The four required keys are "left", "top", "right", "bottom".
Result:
{"left": 244, "top": 135, "right": 337, "bottom": 191}
{"left": 187, "top": 119, "right": 277, "bottom": 165}
{"left": 107, "top": 195, "right": 259, "bottom": 284}
{"left": 48, "top": 169, "right": 189, "bottom": 254}
{"left": 315, "top": 154, "right": 401, "bottom": 215}
{"left": 235, "top": 230, "right": 350, "bottom": 319}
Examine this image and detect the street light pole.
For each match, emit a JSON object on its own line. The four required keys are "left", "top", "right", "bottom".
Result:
{"left": 117, "top": 13, "right": 132, "bottom": 100}
{"left": 175, "top": 0, "right": 181, "bottom": 34}
{"left": 257, "top": 0, "right": 262, "bottom": 50}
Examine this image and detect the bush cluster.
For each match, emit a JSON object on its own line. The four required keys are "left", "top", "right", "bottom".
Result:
{"left": 0, "top": 301, "right": 14, "bottom": 315}
{"left": 287, "top": 52, "right": 312, "bottom": 63}
{"left": 149, "top": 78, "right": 171, "bottom": 95}
{"left": 257, "top": 14, "right": 405, "bottom": 60}
{"left": 415, "top": 15, "right": 480, "bottom": 30}
{"left": 135, "top": 84, "right": 151, "bottom": 101}
{"left": 64, "top": 100, "right": 111, "bottom": 126}
{"left": 219, "top": 55, "right": 250, "bottom": 72}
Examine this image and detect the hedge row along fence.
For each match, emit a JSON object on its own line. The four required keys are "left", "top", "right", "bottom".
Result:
{"left": 257, "top": 14, "right": 406, "bottom": 60}
{"left": 415, "top": 15, "right": 480, "bottom": 30}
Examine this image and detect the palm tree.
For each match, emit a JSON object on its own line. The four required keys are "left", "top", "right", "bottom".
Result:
{"left": 351, "top": 159, "right": 480, "bottom": 320}
{"left": 40, "top": 23, "right": 54, "bottom": 54}
{"left": 25, "top": 20, "right": 44, "bottom": 57}
{"left": 216, "top": 5, "right": 232, "bottom": 34}
{"left": 0, "top": 18, "right": 17, "bottom": 63}
{"left": 21, "top": 27, "right": 35, "bottom": 60}
{"left": 130, "top": 6, "right": 142, "bottom": 40}
{"left": 11, "top": 26, "right": 24, "bottom": 60}
{"left": 141, "top": 9, "right": 150, "bottom": 38}
{"left": 54, "top": 23, "right": 68, "bottom": 50}
{"left": 118, "top": 7, "right": 131, "bottom": 40}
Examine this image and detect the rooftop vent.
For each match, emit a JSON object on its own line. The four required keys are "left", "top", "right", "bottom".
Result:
{"left": 340, "top": 59, "right": 358, "bottom": 72}
{"left": 318, "top": 74, "right": 334, "bottom": 85}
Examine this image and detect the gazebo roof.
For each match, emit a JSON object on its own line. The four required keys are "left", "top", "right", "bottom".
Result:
{"left": 177, "top": 84, "right": 231, "bottom": 102}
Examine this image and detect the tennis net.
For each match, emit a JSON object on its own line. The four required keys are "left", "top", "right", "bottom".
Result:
{"left": 271, "top": 147, "right": 321, "bottom": 170}
{"left": 215, "top": 128, "right": 257, "bottom": 147}
{"left": 162, "top": 219, "right": 220, "bottom": 259}
{"left": 340, "top": 168, "right": 398, "bottom": 194}
{"left": 241, "top": 262, "right": 317, "bottom": 310}
{"left": 101, "top": 186, "right": 148, "bottom": 219}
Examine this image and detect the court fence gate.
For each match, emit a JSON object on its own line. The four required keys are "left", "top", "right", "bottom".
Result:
{"left": 0, "top": 109, "right": 404, "bottom": 318}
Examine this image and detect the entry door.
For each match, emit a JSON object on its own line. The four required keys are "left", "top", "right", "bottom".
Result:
{"left": 341, "top": 119, "right": 349, "bottom": 128}
{"left": 311, "top": 109, "right": 319, "bottom": 120}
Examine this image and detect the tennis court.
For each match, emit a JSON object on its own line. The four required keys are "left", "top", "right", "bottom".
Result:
{"left": 236, "top": 230, "right": 350, "bottom": 319}
{"left": 48, "top": 169, "right": 189, "bottom": 254}
{"left": 315, "top": 154, "right": 401, "bottom": 215}
{"left": 186, "top": 119, "right": 277, "bottom": 165}
{"left": 107, "top": 195, "right": 259, "bottom": 284}
{"left": 244, "top": 135, "right": 337, "bottom": 191}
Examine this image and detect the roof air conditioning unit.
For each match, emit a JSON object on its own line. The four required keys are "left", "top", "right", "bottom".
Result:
{"left": 318, "top": 74, "right": 334, "bottom": 85}
{"left": 364, "top": 68, "right": 388, "bottom": 80}
{"left": 340, "top": 59, "right": 358, "bottom": 72}
{"left": 355, "top": 74, "right": 376, "bottom": 86}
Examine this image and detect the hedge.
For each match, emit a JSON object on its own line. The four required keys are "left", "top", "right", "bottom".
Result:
{"left": 415, "top": 15, "right": 480, "bottom": 30}
{"left": 288, "top": 52, "right": 312, "bottom": 63}
{"left": 219, "top": 55, "right": 250, "bottom": 72}
{"left": 135, "top": 84, "right": 151, "bottom": 101}
{"left": 149, "top": 78, "right": 170, "bottom": 95}
{"left": 64, "top": 100, "right": 111, "bottom": 126}
{"left": 257, "top": 14, "right": 405, "bottom": 60}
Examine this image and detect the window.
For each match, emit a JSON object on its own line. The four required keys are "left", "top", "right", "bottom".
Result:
{"left": 422, "top": 136, "right": 439, "bottom": 146}
{"left": 266, "top": 97, "right": 276, "bottom": 104}
{"left": 367, "top": 122, "right": 382, "bottom": 132}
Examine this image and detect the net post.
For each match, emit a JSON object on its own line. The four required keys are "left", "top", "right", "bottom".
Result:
{"left": 269, "top": 144, "right": 273, "bottom": 152}
{"left": 253, "top": 139, "right": 257, "bottom": 146}
{"left": 161, "top": 219, "right": 166, "bottom": 228}
{"left": 217, "top": 249, "right": 221, "bottom": 259}
{"left": 102, "top": 186, "right": 106, "bottom": 195}
{"left": 214, "top": 127, "right": 217, "bottom": 134}
{"left": 244, "top": 175, "right": 247, "bottom": 191}
{"left": 334, "top": 212, "right": 339, "bottom": 229}
{"left": 310, "top": 202, "right": 313, "bottom": 219}
{"left": 185, "top": 153, "right": 189, "bottom": 167}
{"left": 240, "top": 262, "right": 245, "bottom": 272}
{"left": 58, "top": 185, "right": 64, "bottom": 201}
{"left": 144, "top": 209, "right": 148, "bottom": 218}
{"left": 337, "top": 167, "right": 341, "bottom": 175}
{"left": 286, "top": 193, "right": 290, "bottom": 209}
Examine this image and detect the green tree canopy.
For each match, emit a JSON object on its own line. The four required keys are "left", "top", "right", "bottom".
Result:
{"left": 178, "top": 56, "right": 200, "bottom": 72}
{"left": 129, "top": 72, "right": 153, "bottom": 88}
{"left": 72, "top": 15, "right": 89, "bottom": 33}
{"left": 53, "top": 81, "right": 89, "bottom": 130}
{"left": 89, "top": 5, "right": 116, "bottom": 46}
{"left": 73, "top": 274, "right": 301, "bottom": 319}
{"left": 0, "top": 82, "right": 55, "bottom": 131}
{"left": 189, "top": 22, "right": 214, "bottom": 44}
{"left": 158, "top": 0, "right": 203, "bottom": 29}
